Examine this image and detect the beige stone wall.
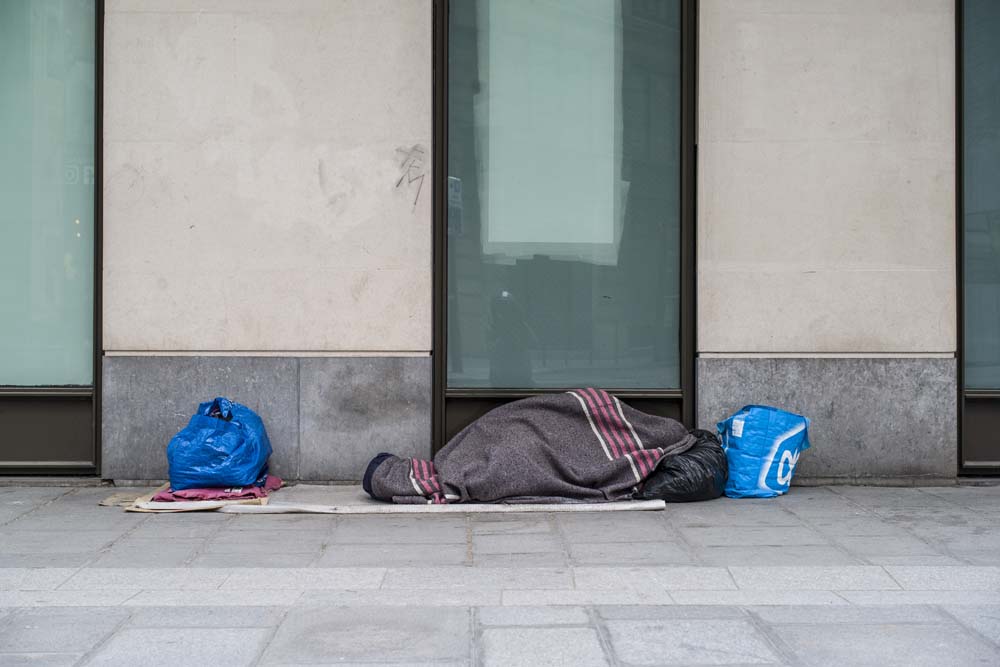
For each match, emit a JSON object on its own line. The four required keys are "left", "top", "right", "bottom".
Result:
{"left": 102, "top": 0, "right": 432, "bottom": 352}
{"left": 697, "top": 0, "right": 955, "bottom": 354}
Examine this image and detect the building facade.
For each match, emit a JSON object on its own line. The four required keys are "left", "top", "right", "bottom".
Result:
{"left": 1, "top": 0, "right": 996, "bottom": 482}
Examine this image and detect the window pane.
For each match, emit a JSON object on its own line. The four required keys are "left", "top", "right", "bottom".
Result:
{"left": 964, "top": 0, "right": 1000, "bottom": 389}
{"left": 0, "top": 0, "right": 95, "bottom": 386}
{"left": 447, "top": 0, "right": 681, "bottom": 389}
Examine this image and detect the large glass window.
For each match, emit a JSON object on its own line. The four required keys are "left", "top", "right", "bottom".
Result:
{"left": 447, "top": 0, "right": 682, "bottom": 389}
{"left": 0, "top": 0, "right": 95, "bottom": 386}
{"left": 964, "top": 0, "right": 1000, "bottom": 389}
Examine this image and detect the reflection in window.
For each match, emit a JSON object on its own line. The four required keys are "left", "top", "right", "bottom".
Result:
{"left": 964, "top": 0, "right": 1000, "bottom": 388}
{"left": 0, "top": 0, "right": 95, "bottom": 386}
{"left": 447, "top": 0, "right": 682, "bottom": 389}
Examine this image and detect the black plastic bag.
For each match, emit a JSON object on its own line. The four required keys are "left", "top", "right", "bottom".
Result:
{"left": 636, "top": 429, "right": 728, "bottom": 502}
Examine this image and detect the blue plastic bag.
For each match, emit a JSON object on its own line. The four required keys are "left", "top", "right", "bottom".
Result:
{"left": 717, "top": 405, "right": 810, "bottom": 498}
{"left": 167, "top": 397, "right": 272, "bottom": 490}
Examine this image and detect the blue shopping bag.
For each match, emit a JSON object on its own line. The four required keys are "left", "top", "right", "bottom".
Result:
{"left": 167, "top": 397, "right": 272, "bottom": 490}
{"left": 717, "top": 405, "right": 810, "bottom": 498}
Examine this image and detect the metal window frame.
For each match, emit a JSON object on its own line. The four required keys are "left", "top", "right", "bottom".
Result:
{"left": 0, "top": 0, "right": 103, "bottom": 476}
{"left": 957, "top": 0, "right": 1000, "bottom": 476}
{"left": 431, "top": 0, "right": 698, "bottom": 450}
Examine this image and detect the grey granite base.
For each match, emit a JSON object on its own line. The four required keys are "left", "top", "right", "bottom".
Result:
{"left": 101, "top": 356, "right": 430, "bottom": 482}
{"left": 696, "top": 357, "right": 957, "bottom": 480}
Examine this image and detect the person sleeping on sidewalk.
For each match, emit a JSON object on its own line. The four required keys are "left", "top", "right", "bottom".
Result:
{"left": 363, "top": 389, "right": 727, "bottom": 505}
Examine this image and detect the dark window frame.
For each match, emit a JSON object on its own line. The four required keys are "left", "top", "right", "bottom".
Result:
{"left": 430, "top": 0, "right": 698, "bottom": 449}
{"left": 0, "top": 0, "right": 103, "bottom": 475}
{"left": 957, "top": 0, "right": 1000, "bottom": 475}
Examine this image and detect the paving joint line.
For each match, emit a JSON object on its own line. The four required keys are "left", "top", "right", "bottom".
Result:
{"left": 935, "top": 604, "right": 1000, "bottom": 651}
{"left": 744, "top": 606, "right": 805, "bottom": 666}
{"left": 0, "top": 488, "right": 76, "bottom": 528}
{"left": 586, "top": 605, "right": 621, "bottom": 667}
{"left": 250, "top": 605, "right": 292, "bottom": 667}
{"left": 72, "top": 602, "right": 133, "bottom": 666}
{"left": 469, "top": 606, "right": 481, "bottom": 667}
{"left": 79, "top": 512, "right": 154, "bottom": 569}
{"left": 880, "top": 565, "right": 908, "bottom": 591}
{"left": 666, "top": 513, "right": 707, "bottom": 565}
{"left": 780, "top": 503, "right": 873, "bottom": 565}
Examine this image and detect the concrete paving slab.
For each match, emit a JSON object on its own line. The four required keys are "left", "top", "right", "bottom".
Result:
{"left": 502, "top": 589, "right": 675, "bottom": 606}
{"left": 0, "top": 591, "right": 139, "bottom": 607}
{"left": 680, "top": 525, "right": 830, "bottom": 548}
{"left": 381, "top": 566, "right": 572, "bottom": 590}
{"left": 301, "top": 589, "right": 502, "bottom": 607}
{"left": 260, "top": 606, "right": 469, "bottom": 664}
{"left": 942, "top": 605, "right": 1000, "bottom": 646}
{"left": 471, "top": 517, "right": 555, "bottom": 535}
{"left": 748, "top": 604, "right": 948, "bottom": 625}
{"left": 831, "top": 535, "right": 947, "bottom": 558}
{"left": 84, "top": 627, "right": 271, "bottom": 667}
{"left": 126, "top": 605, "right": 286, "bottom": 628}
{"left": 330, "top": 517, "right": 469, "bottom": 544}
{"left": 604, "top": 618, "right": 781, "bottom": 665}
{"left": 481, "top": 627, "right": 608, "bottom": 667}
{"left": 728, "top": 566, "right": 900, "bottom": 591}
{"left": 596, "top": 605, "right": 747, "bottom": 620}
{"left": 568, "top": 541, "right": 696, "bottom": 566}
{"left": 667, "top": 504, "right": 804, "bottom": 527}
{"left": 221, "top": 567, "right": 385, "bottom": 590}
{"left": 0, "top": 531, "right": 122, "bottom": 554}
{"left": 694, "top": 545, "right": 862, "bottom": 566}
{"left": 775, "top": 622, "right": 1000, "bottom": 666}
{"left": 0, "top": 569, "right": 77, "bottom": 591}
{"left": 201, "top": 531, "right": 328, "bottom": 555}
{"left": 59, "top": 567, "right": 230, "bottom": 590}
{"left": 123, "top": 590, "right": 304, "bottom": 606}
{"left": 472, "top": 552, "right": 569, "bottom": 567}
{"left": 0, "top": 608, "right": 128, "bottom": 653}
{"left": 670, "top": 590, "right": 848, "bottom": 606}
{"left": 862, "top": 554, "right": 967, "bottom": 566}
{"left": 88, "top": 540, "right": 204, "bottom": 568}
{"left": 313, "top": 542, "right": 468, "bottom": 567}
{"left": 478, "top": 606, "right": 590, "bottom": 626}
{"left": 557, "top": 517, "right": 673, "bottom": 543}
{"left": 839, "top": 590, "right": 1000, "bottom": 605}
{"left": 885, "top": 565, "right": 1000, "bottom": 590}
{"left": 188, "top": 552, "right": 319, "bottom": 568}
{"left": 226, "top": 514, "right": 337, "bottom": 532}
{"left": 573, "top": 566, "right": 736, "bottom": 591}
{"left": 0, "top": 651, "right": 82, "bottom": 666}
{"left": 0, "top": 554, "right": 94, "bottom": 568}
{"left": 473, "top": 533, "right": 564, "bottom": 554}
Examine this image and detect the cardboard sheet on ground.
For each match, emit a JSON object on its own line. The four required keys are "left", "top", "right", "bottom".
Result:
{"left": 108, "top": 484, "right": 665, "bottom": 513}
{"left": 215, "top": 499, "right": 667, "bottom": 514}
{"left": 103, "top": 484, "right": 272, "bottom": 513}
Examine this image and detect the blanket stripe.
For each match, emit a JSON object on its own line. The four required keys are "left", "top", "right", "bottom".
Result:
{"left": 570, "top": 389, "right": 643, "bottom": 483}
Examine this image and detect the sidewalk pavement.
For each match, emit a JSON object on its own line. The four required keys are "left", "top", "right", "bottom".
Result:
{"left": 0, "top": 483, "right": 998, "bottom": 666}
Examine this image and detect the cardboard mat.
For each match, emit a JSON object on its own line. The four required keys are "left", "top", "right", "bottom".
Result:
{"left": 170, "top": 499, "right": 665, "bottom": 514}
{"left": 102, "top": 484, "right": 273, "bottom": 513}
{"left": 106, "top": 484, "right": 666, "bottom": 514}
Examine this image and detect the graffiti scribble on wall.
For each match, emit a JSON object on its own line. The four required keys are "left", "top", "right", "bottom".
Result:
{"left": 395, "top": 144, "right": 426, "bottom": 211}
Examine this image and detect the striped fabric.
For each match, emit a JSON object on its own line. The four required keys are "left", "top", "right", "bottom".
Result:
{"left": 409, "top": 458, "right": 446, "bottom": 504}
{"left": 567, "top": 388, "right": 666, "bottom": 483}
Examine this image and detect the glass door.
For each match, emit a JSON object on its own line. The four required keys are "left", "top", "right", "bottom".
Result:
{"left": 0, "top": 0, "right": 99, "bottom": 473}
{"left": 434, "top": 0, "right": 694, "bottom": 446}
